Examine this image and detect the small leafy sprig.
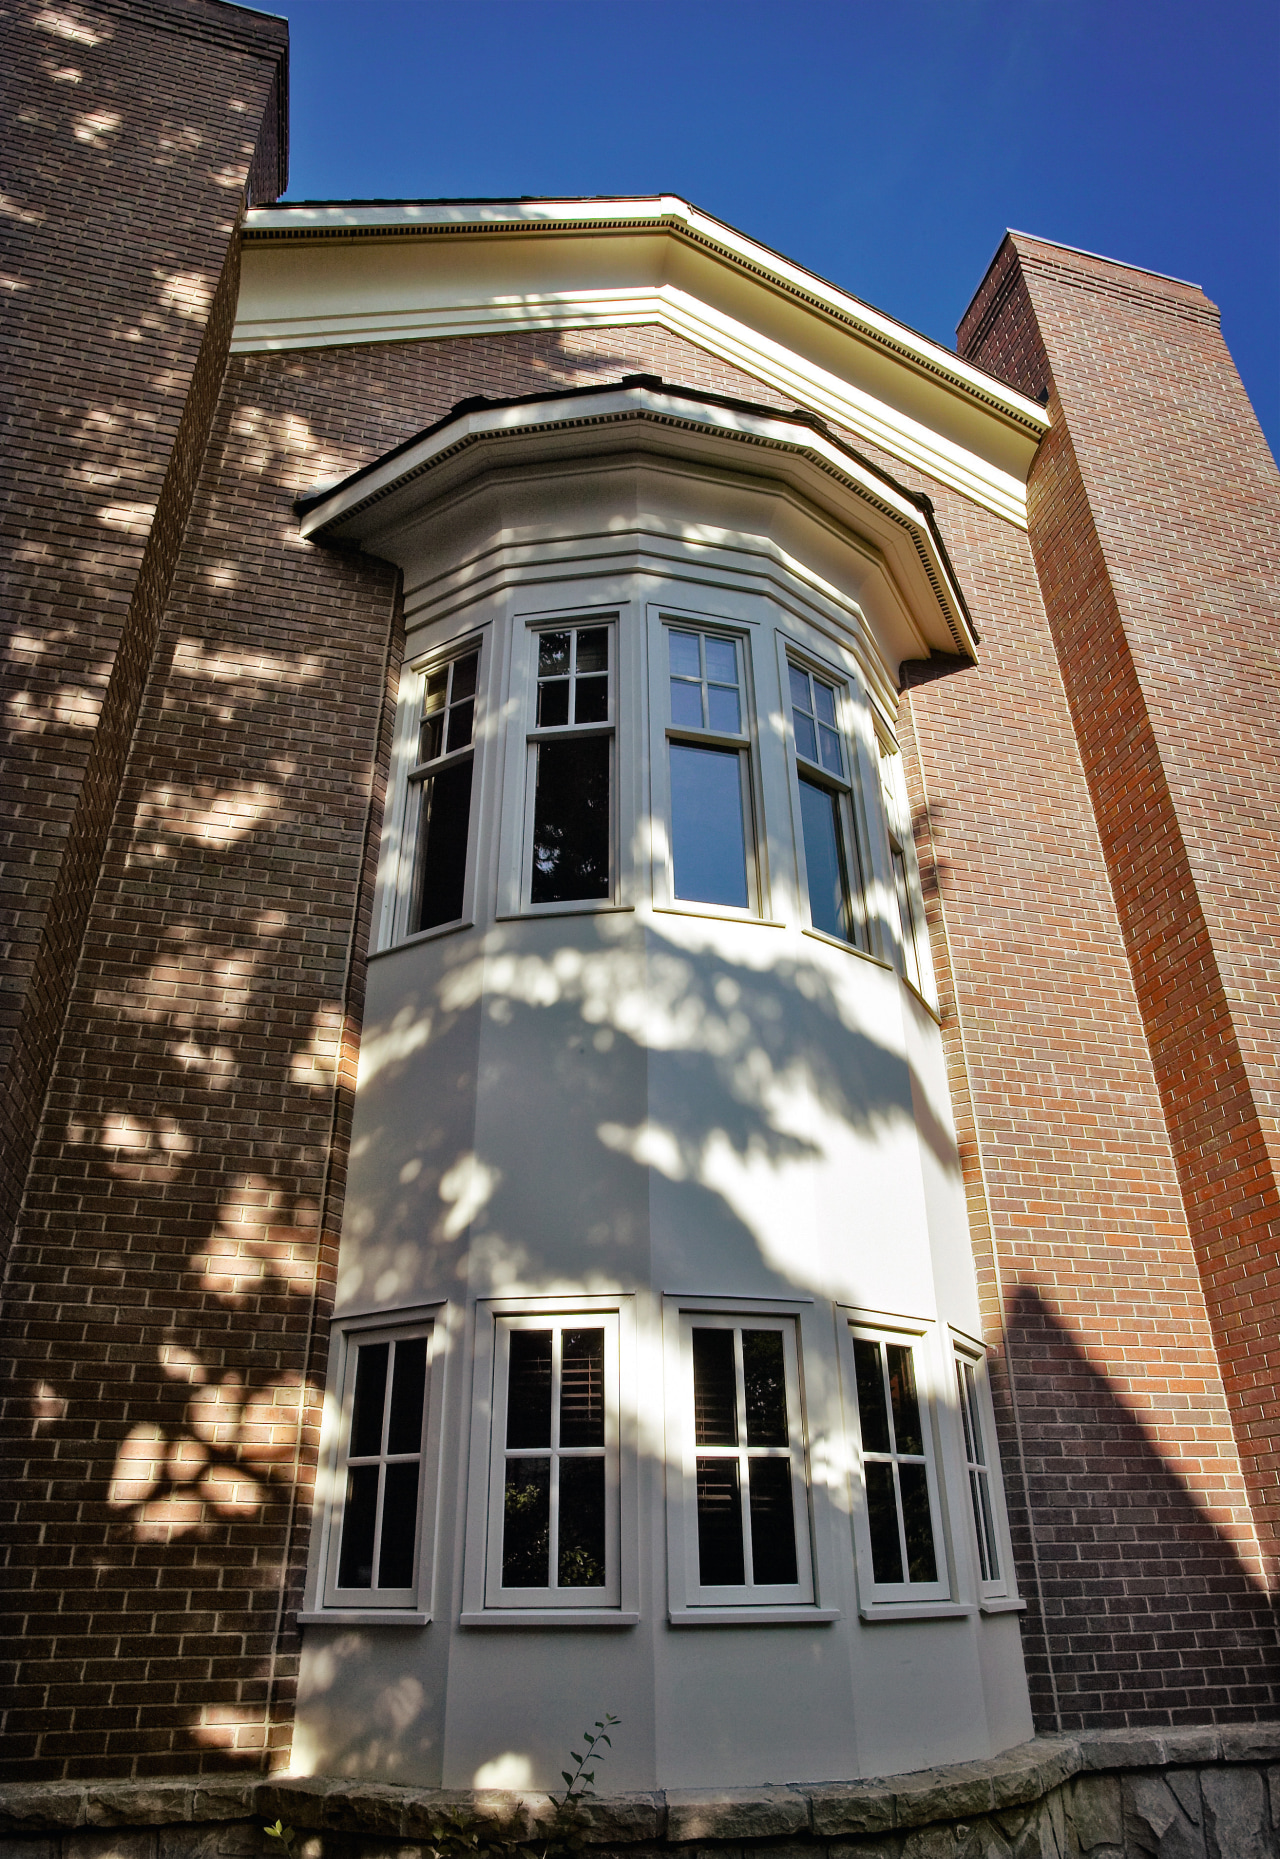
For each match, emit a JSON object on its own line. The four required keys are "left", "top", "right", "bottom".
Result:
{"left": 550, "top": 1714, "right": 621, "bottom": 1812}
{"left": 263, "top": 1824, "right": 297, "bottom": 1859}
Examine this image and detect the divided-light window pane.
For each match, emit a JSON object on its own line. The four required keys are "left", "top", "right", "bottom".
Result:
{"left": 852, "top": 1334, "right": 939, "bottom": 1591}
{"left": 789, "top": 661, "right": 859, "bottom": 944}
{"left": 670, "top": 745, "right": 749, "bottom": 908}
{"left": 335, "top": 1332, "right": 430, "bottom": 1596}
{"left": 689, "top": 1322, "right": 805, "bottom": 1598}
{"left": 957, "top": 1356, "right": 1000, "bottom": 1583}
{"left": 496, "top": 1320, "right": 614, "bottom": 1600}
{"left": 410, "top": 648, "right": 479, "bottom": 934}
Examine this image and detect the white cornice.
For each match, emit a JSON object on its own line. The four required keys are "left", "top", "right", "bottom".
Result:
{"left": 237, "top": 197, "right": 1047, "bottom": 528}
{"left": 297, "top": 382, "right": 976, "bottom": 663}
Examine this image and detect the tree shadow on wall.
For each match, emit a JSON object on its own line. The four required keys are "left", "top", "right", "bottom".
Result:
{"left": 1001, "top": 1286, "right": 1280, "bottom": 1731}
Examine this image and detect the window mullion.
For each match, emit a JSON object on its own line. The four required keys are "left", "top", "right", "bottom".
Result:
{"left": 550, "top": 1327, "right": 562, "bottom": 1585}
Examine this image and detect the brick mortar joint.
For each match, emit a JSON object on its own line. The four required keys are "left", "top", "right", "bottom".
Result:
{"left": 3, "top": 1726, "right": 1279, "bottom": 1839}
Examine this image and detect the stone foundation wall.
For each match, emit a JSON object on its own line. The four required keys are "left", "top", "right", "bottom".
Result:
{"left": 2, "top": 1728, "right": 1277, "bottom": 1859}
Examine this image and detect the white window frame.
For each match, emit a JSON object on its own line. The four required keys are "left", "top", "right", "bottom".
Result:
{"left": 840, "top": 1310, "right": 957, "bottom": 1618}
{"left": 876, "top": 735, "right": 936, "bottom": 1004}
{"left": 951, "top": 1331, "right": 1020, "bottom": 1610}
{"left": 777, "top": 637, "right": 876, "bottom": 953}
{"left": 301, "top": 1304, "right": 446, "bottom": 1626}
{"left": 647, "top": 605, "right": 770, "bottom": 923}
{"left": 664, "top": 1296, "right": 837, "bottom": 1624}
{"left": 460, "top": 1295, "right": 639, "bottom": 1626}
{"left": 376, "top": 627, "right": 489, "bottom": 950}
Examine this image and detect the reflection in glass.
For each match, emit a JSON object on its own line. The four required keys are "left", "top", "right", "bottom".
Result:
{"left": 560, "top": 1329, "right": 605, "bottom": 1447}
{"left": 887, "top": 1344, "right": 924, "bottom": 1455}
{"left": 742, "top": 1330, "right": 787, "bottom": 1445}
{"left": 502, "top": 1458, "right": 550, "bottom": 1587}
{"left": 531, "top": 736, "right": 610, "bottom": 903}
{"left": 559, "top": 1458, "right": 606, "bottom": 1587}
{"left": 693, "top": 1329, "right": 738, "bottom": 1446}
{"left": 798, "top": 778, "right": 851, "bottom": 941}
{"left": 670, "top": 744, "right": 748, "bottom": 908}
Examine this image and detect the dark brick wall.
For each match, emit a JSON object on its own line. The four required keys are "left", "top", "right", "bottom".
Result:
{"left": 958, "top": 234, "right": 1280, "bottom": 1591}
{"left": 0, "top": 0, "right": 287, "bottom": 1273}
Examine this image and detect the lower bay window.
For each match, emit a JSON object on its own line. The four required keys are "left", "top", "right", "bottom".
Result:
{"left": 304, "top": 1310, "right": 442, "bottom": 1623}
{"left": 953, "top": 1338, "right": 1018, "bottom": 1606}
{"left": 843, "top": 1316, "right": 949, "bottom": 1611}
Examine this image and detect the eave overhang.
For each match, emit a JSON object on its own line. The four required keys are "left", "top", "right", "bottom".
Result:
{"left": 296, "top": 377, "right": 978, "bottom": 662}
{"left": 240, "top": 195, "right": 1049, "bottom": 530}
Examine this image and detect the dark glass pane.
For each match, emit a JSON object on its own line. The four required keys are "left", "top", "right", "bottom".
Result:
{"left": 350, "top": 1342, "right": 389, "bottom": 1458}
{"left": 899, "top": 1463, "right": 937, "bottom": 1582}
{"left": 506, "top": 1329, "right": 552, "bottom": 1447}
{"left": 502, "top": 1458, "right": 550, "bottom": 1587}
{"left": 853, "top": 1338, "right": 891, "bottom": 1455}
{"left": 387, "top": 1336, "right": 428, "bottom": 1455}
{"left": 446, "top": 696, "right": 474, "bottom": 752}
{"left": 669, "top": 630, "right": 701, "bottom": 678}
{"left": 531, "top": 735, "right": 610, "bottom": 903}
{"left": 742, "top": 1330, "right": 787, "bottom": 1446}
{"left": 575, "top": 674, "right": 608, "bottom": 724}
{"left": 793, "top": 709, "right": 818, "bottom": 763}
{"left": 748, "top": 1457, "right": 798, "bottom": 1585}
{"left": 670, "top": 679, "right": 703, "bottom": 729}
{"left": 865, "top": 1461, "right": 903, "bottom": 1583}
{"left": 558, "top": 1457, "right": 606, "bottom": 1587}
{"left": 957, "top": 1362, "right": 978, "bottom": 1464}
{"left": 420, "top": 710, "right": 444, "bottom": 762}
{"left": 788, "top": 664, "right": 811, "bottom": 715}
{"left": 670, "top": 744, "right": 748, "bottom": 908}
{"left": 696, "top": 1457, "right": 744, "bottom": 1586}
{"left": 692, "top": 1328, "right": 737, "bottom": 1445}
{"left": 538, "top": 632, "right": 571, "bottom": 676}
{"left": 886, "top": 1344, "right": 924, "bottom": 1456}
{"left": 818, "top": 724, "right": 842, "bottom": 773}
{"left": 706, "top": 684, "right": 741, "bottom": 734}
{"left": 538, "top": 678, "right": 570, "bottom": 728}
{"left": 412, "top": 757, "right": 472, "bottom": 932}
{"left": 799, "top": 778, "right": 850, "bottom": 941}
{"left": 338, "top": 1463, "right": 379, "bottom": 1587}
{"left": 378, "top": 1461, "right": 420, "bottom": 1588}
{"left": 450, "top": 650, "right": 478, "bottom": 702}
{"left": 971, "top": 1469, "right": 998, "bottom": 1582}
{"left": 576, "top": 627, "right": 609, "bottom": 674}
{"left": 704, "top": 637, "right": 737, "bottom": 685}
{"left": 560, "top": 1328, "right": 604, "bottom": 1447}
{"left": 813, "top": 681, "right": 837, "bottom": 729}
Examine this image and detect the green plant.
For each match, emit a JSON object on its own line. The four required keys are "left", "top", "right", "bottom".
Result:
{"left": 550, "top": 1714, "right": 621, "bottom": 1812}
{"left": 263, "top": 1823, "right": 297, "bottom": 1859}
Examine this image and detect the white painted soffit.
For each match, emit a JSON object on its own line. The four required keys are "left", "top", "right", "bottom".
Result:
{"left": 238, "top": 196, "right": 1048, "bottom": 529}
{"left": 296, "top": 381, "right": 978, "bottom": 661}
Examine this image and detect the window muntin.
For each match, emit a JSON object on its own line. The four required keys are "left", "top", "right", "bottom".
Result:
{"left": 787, "top": 659, "right": 865, "bottom": 946}
{"left": 846, "top": 1323, "right": 948, "bottom": 1605}
{"left": 407, "top": 646, "right": 480, "bottom": 934}
{"left": 325, "top": 1321, "right": 434, "bottom": 1608}
{"left": 956, "top": 1349, "right": 1004, "bottom": 1593}
{"left": 485, "top": 1312, "right": 620, "bottom": 1608}
{"left": 527, "top": 622, "right": 613, "bottom": 906}
{"left": 665, "top": 626, "right": 757, "bottom": 913}
{"left": 678, "top": 1314, "right": 814, "bottom": 1606}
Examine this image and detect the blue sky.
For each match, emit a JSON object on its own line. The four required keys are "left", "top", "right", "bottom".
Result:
{"left": 282, "top": 0, "right": 1279, "bottom": 458}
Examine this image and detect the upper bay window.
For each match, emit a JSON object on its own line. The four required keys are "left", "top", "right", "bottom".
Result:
{"left": 786, "top": 659, "right": 866, "bottom": 948}
{"left": 665, "top": 625, "right": 758, "bottom": 914}
{"left": 527, "top": 621, "right": 614, "bottom": 906}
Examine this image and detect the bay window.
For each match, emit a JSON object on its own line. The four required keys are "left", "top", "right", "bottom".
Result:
{"left": 844, "top": 1318, "right": 948, "bottom": 1608}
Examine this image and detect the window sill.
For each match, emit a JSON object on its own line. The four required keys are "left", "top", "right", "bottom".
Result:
{"left": 371, "top": 917, "right": 474, "bottom": 961}
{"left": 298, "top": 1610, "right": 430, "bottom": 1627}
{"left": 495, "top": 902, "right": 635, "bottom": 922}
{"left": 858, "top": 1601, "right": 974, "bottom": 1622}
{"left": 459, "top": 1609, "right": 640, "bottom": 1628}
{"left": 668, "top": 1606, "right": 840, "bottom": 1626}
{"left": 801, "top": 925, "right": 893, "bottom": 967}
{"left": 653, "top": 904, "right": 785, "bottom": 928}
{"left": 901, "top": 975, "right": 942, "bottom": 1024}
{"left": 980, "top": 1596, "right": 1027, "bottom": 1614}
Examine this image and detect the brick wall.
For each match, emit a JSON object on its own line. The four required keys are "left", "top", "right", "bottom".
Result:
{"left": 958, "top": 234, "right": 1280, "bottom": 1588}
{"left": 0, "top": 0, "right": 287, "bottom": 1273}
